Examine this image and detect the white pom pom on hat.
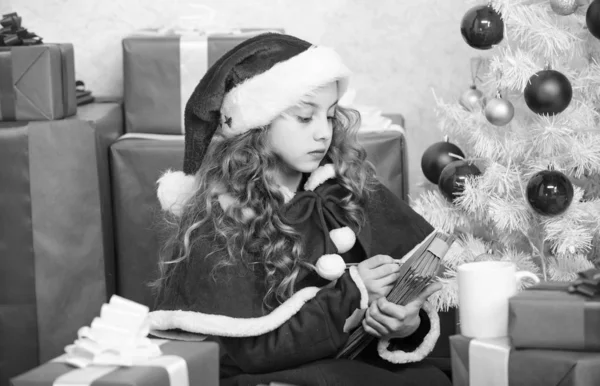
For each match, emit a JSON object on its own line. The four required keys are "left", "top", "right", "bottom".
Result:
{"left": 156, "top": 170, "right": 196, "bottom": 217}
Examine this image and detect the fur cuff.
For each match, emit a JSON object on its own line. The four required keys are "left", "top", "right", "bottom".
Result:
{"left": 348, "top": 266, "right": 369, "bottom": 310}
{"left": 376, "top": 301, "right": 440, "bottom": 364}
{"left": 156, "top": 170, "right": 196, "bottom": 217}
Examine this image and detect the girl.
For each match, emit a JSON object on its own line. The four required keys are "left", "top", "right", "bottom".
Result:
{"left": 148, "top": 33, "right": 450, "bottom": 386}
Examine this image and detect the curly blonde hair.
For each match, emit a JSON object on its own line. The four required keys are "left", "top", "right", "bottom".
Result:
{"left": 152, "top": 106, "right": 378, "bottom": 309}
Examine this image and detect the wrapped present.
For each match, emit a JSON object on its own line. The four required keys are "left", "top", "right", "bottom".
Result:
{"left": 0, "top": 13, "right": 76, "bottom": 121}
{"left": 109, "top": 120, "right": 408, "bottom": 307}
{"left": 508, "top": 273, "right": 600, "bottom": 351}
{"left": 450, "top": 334, "right": 600, "bottom": 386}
{"left": 122, "top": 28, "right": 283, "bottom": 134}
{"left": 10, "top": 294, "right": 218, "bottom": 385}
{"left": 0, "top": 103, "right": 122, "bottom": 386}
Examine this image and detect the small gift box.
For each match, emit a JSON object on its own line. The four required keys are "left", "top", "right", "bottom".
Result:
{"left": 0, "top": 12, "right": 76, "bottom": 121}
{"left": 10, "top": 296, "right": 219, "bottom": 386}
{"left": 508, "top": 269, "right": 600, "bottom": 351}
{"left": 122, "top": 28, "right": 283, "bottom": 134}
{"left": 450, "top": 334, "right": 600, "bottom": 386}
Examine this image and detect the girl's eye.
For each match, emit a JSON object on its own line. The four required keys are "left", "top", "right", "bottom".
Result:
{"left": 327, "top": 116, "right": 335, "bottom": 121}
{"left": 297, "top": 116, "right": 313, "bottom": 123}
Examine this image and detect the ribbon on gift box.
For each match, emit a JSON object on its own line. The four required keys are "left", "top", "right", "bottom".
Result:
{"left": 45, "top": 295, "right": 190, "bottom": 385}
{"left": 0, "top": 12, "right": 43, "bottom": 46}
{"left": 508, "top": 270, "right": 600, "bottom": 352}
{"left": 51, "top": 339, "right": 189, "bottom": 386}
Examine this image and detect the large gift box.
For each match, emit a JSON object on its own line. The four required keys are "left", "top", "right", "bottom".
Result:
{"left": 122, "top": 28, "right": 283, "bottom": 134}
{"left": 109, "top": 122, "right": 408, "bottom": 307}
{"left": 508, "top": 279, "right": 600, "bottom": 351}
{"left": 0, "top": 103, "right": 122, "bottom": 386}
{"left": 0, "top": 43, "right": 77, "bottom": 121}
{"left": 10, "top": 340, "right": 219, "bottom": 386}
{"left": 450, "top": 334, "right": 600, "bottom": 386}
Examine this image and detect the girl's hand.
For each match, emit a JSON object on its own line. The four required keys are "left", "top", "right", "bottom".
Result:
{"left": 362, "top": 282, "right": 442, "bottom": 338}
{"left": 356, "top": 255, "right": 401, "bottom": 304}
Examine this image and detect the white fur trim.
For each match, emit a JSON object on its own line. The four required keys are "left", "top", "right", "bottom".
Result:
{"left": 220, "top": 46, "right": 351, "bottom": 135}
{"left": 349, "top": 266, "right": 369, "bottom": 310}
{"left": 329, "top": 226, "right": 356, "bottom": 254}
{"left": 147, "top": 286, "right": 320, "bottom": 338}
{"left": 156, "top": 170, "right": 196, "bottom": 217}
{"left": 343, "top": 308, "right": 366, "bottom": 333}
{"left": 376, "top": 300, "right": 440, "bottom": 364}
{"left": 304, "top": 163, "right": 336, "bottom": 191}
{"left": 315, "top": 254, "right": 346, "bottom": 281}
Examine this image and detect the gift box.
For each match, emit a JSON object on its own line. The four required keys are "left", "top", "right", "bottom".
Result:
{"left": 10, "top": 339, "right": 219, "bottom": 386}
{"left": 0, "top": 103, "right": 122, "bottom": 386}
{"left": 122, "top": 28, "right": 283, "bottom": 134}
{"left": 109, "top": 120, "right": 408, "bottom": 307}
{"left": 450, "top": 334, "right": 600, "bottom": 386}
{"left": 0, "top": 43, "right": 77, "bottom": 121}
{"left": 508, "top": 281, "right": 600, "bottom": 351}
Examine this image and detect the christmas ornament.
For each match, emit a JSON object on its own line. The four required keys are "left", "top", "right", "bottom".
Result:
{"left": 421, "top": 141, "right": 465, "bottom": 185}
{"left": 524, "top": 69, "right": 572, "bottom": 115}
{"left": 586, "top": 0, "right": 600, "bottom": 40}
{"left": 459, "top": 85, "right": 486, "bottom": 111}
{"left": 484, "top": 97, "right": 514, "bottom": 126}
{"left": 550, "top": 0, "right": 579, "bottom": 15}
{"left": 460, "top": 5, "right": 504, "bottom": 49}
{"left": 526, "top": 170, "right": 574, "bottom": 216}
{"left": 438, "top": 160, "right": 482, "bottom": 202}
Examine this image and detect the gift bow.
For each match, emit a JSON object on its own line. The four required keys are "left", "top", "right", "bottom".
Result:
{"left": 0, "top": 12, "right": 43, "bottom": 46}
{"left": 569, "top": 268, "right": 600, "bottom": 297}
{"left": 63, "top": 295, "right": 162, "bottom": 368}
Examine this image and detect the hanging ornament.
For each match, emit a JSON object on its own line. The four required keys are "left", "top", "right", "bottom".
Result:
{"left": 485, "top": 97, "right": 514, "bottom": 126}
{"left": 459, "top": 85, "right": 486, "bottom": 111}
{"left": 438, "top": 160, "right": 482, "bottom": 202}
{"left": 460, "top": 4, "right": 504, "bottom": 50}
{"left": 550, "top": 0, "right": 579, "bottom": 15}
{"left": 526, "top": 169, "right": 574, "bottom": 216}
{"left": 421, "top": 139, "right": 465, "bottom": 184}
{"left": 524, "top": 68, "right": 572, "bottom": 115}
{"left": 586, "top": 0, "right": 600, "bottom": 40}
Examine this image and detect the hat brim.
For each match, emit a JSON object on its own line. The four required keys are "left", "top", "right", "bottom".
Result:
{"left": 219, "top": 45, "right": 351, "bottom": 136}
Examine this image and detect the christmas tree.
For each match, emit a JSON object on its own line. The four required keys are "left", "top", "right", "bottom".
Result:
{"left": 413, "top": 0, "right": 600, "bottom": 311}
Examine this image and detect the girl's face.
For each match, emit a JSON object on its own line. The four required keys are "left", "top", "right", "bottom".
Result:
{"left": 268, "top": 82, "right": 338, "bottom": 176}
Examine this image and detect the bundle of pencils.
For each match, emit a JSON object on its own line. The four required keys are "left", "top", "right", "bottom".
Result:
{"left": 336, "top": 231, "right": 455, "bottom": 360}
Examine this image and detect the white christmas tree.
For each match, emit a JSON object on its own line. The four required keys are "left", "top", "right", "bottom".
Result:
{"left": 412, "top": 0, "right": 600, "bottom": 311}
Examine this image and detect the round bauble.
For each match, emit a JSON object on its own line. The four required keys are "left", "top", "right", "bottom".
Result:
{"left": 526, "top": 170, "right": 574, "bottom": 216}
{"left": 459, "top": 86, "right": 486, "bottom": 111}
{"left": 550, "top": 0, "right": 579, "bottom": 15}
{"left": 587, "top": 0, "right": 600, "bottom": 39}
{"left": 421, "top": 141, "right": 465, "bottom": 184}
{"left": 460, "top": 5, "right": 504, "bottom": 49}
{"left": 524, "top": 69, "right": 572, "bottom": 115}
{"left": 438, "top": 160, "right": 482, "bottom": 202}
{"left": 484, "top": 97, "right": 515, "bottom": 126}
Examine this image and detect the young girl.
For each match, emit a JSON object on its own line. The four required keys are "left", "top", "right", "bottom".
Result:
{"left": 148, "top": 33, "right": 451, "bottom": 386}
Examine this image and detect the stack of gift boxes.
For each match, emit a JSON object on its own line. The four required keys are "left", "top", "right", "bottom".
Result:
{"left": 451, "top": 270, "right": 600, "bottom": 386}
{"left": 0, "top": 12, "right": 122, "bottom": 386}
{"left": 5, "top": 18, "right": 417, "bottom": 386}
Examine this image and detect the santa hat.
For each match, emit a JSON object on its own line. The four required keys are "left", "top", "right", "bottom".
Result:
{"left": 157, "top": 33, "right": 352, "bottom": 215}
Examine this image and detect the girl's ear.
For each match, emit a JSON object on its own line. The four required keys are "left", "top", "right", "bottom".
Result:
{"left": 157, "top": 170, "right": 197, "bottom": 217}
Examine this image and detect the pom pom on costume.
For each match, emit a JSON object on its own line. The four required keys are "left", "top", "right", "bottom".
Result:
{"left": 329, "top": 226, "right": 356, "bottom": 254}
{"left": 315, "top": 254, "right": 346, "bottom": 281}
{"left": 156, "top": 170, "right": 196, "bottom": 217}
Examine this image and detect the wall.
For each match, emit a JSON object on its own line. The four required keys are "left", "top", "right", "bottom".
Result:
{"left": 3, "top": 0, "right": 479, "bottom": 197}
